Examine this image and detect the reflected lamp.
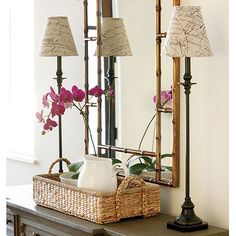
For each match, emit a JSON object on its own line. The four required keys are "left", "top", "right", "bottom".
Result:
{"left": 99, "top": 17, "right": 132, "bottom": 157}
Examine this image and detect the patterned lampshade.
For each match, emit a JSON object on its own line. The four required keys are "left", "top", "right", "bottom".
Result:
{"left": 99, "top": 18, "right": 132, "bottom": 57}
{"left": 163, "top": 6, "right": 213, "bottom": 57}
{"left": 39, "top": 16, "right": 78, "bottom": 57}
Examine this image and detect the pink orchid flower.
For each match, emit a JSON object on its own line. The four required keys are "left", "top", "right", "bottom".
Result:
{"left": 49, "top": 87, "right": 59, "bottom": 102}
{"left": 153, "top": 89, "right": 173, "bottom": 105}
{"left": 153, "top": 95, "right": 157, "bottom": 104}
{"left": 51, "top": 102, "right": 65, "bottom": 117}
{"left": 63, "top": 102, "right": 73, "bottom": 109}
{"left": 72, "top": 85, "right": 85, "bottom": 102}
{"left": 59, "top": 87, "right": 73, "bottom": 104}
{"left": 43, "top": 118, "right": 58, "bottom": 131}
{"left": 35, "top": 110, "right": 45, "bottom": 123}
{"left": 42, "top": 93, "right": 49, "bottom": 108}
{"left": 89, "top": 85, "right": 104, "bottom": 97}
{"left": 108, "top": 87, "right": 115, "bottom": 97}
{"left": 161, "top": 90, "right": 172, "bottom": 103}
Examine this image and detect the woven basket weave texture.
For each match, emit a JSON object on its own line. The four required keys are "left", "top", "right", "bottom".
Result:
{"left": 33, "top": 158, "right": 160, "bottom": 224}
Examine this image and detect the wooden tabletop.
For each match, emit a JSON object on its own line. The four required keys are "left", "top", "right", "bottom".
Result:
{"left": 7, "top": 185, "right": 229, "bottom": 236}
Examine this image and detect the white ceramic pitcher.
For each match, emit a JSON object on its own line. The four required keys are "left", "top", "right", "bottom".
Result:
{"left": 77, "top": 155, "right": 128, "bottom": 193}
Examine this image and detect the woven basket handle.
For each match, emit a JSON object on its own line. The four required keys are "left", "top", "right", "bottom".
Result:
{"left": 116, "top": 176, "right": 147, "bottom": 221}
{"left": 117, "top": 176, "right": 146, "bottom": 193}
{"left": 48, "top": 158, "right": 71, "bottom": 174}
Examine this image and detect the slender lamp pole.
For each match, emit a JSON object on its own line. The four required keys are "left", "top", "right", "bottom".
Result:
{"left": 55, "top": 56, "right": 64, "bottom": 173}
{"left": 106, "top": 56, "right": 116, "bottom": 158}
{"left": 183, "top": 57, "right": 192, "bottom": 201}
{"left": 172, "top": 57, "right": 206, "bottom": 227}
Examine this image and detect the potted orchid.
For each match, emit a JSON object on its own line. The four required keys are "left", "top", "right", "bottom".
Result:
{"left": 36, "top": 84, "right": 114, "bottom": 185}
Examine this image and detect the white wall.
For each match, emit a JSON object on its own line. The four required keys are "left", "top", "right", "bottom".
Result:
{"left": 6, "top": 0, "right": 228, "bottom": 230}
{"left": 114, "top": 0, "right": 229, "bottom": 229}
{"left": 7, "top": 0, "right": 85, "bottom": 185}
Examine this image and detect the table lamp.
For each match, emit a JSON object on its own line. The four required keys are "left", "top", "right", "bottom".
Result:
{"left": 163, "top": 6, "right": 213, "bottom": 232}
{"left": 39, "top": 16, "right": 78, "bottom": 172}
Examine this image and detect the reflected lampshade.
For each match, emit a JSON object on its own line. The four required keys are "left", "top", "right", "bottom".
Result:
{"left": 39, "top": 16, "right": 78, "bottom": 57}
{"left": 163, "top": 6, "right": 213, "bottom": 57}
{"left": 99, "top": 18, "right": 132, "bottom": 57}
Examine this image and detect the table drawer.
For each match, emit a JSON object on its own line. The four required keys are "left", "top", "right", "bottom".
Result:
{"left": 21, "top": 218, "right": 71, "bottom": 236}
{"left": 6, "top": 211, "right": 14, "bottom": 236}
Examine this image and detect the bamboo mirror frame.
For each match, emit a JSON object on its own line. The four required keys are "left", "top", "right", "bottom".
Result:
{"left": 84, "top": 0, "right": 180, "bottom": 187}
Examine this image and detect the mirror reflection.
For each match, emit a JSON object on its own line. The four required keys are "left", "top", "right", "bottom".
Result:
{"left": 95, "top": 0, "right": 180, "bottom": 186}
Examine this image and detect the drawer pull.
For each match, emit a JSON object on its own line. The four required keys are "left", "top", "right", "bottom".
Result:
{"left": 6, "top": 219, "right": 13, "bottom": 224}
{"left": 32, "top": 233, "right": 40, "bottom": 236}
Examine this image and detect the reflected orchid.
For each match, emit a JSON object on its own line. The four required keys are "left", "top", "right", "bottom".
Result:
{"left": 153, "top": 88, "right": 173, "bottom": 107}
{"left": 161, "top": 90, "right": 172, "bottom": 103}
{"left": 89, "top": 85, "right": 103, "bottom": 97}
{"left": 108, "top": 87, "right": 115, "bottom": 97}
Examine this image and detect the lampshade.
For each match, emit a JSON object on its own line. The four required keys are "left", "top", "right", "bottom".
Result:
{"left": 163, "top": 6, "right": 213, "bottom": 57}
{"left": 99, "top": 18, "right": 132, "bottom": 57}
{"left": 39, "top": 16, "right": 78, "bottom": 57}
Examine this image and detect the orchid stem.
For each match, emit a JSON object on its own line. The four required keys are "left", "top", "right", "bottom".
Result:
{"left": 137, "top": 97, "right": 171, "bottom": 163}
{"left": 135, "top": 113, "right": 156, "bottom": 163}
{"left": 152, "top": 121, "right": 156, "bottom": 152}
{"left": 162, "top": 98, "right": 170, "bottom": 107}
{"left": 138, "top": 113, "right": 156, "bottom": 150}
{"left": 80, "top": 96, "right": 94, "bottom": 110}
{"left": 73, "top": 102, "right": 97, "bottom": 155}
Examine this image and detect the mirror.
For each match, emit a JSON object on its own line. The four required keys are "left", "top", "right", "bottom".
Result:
{"left": 85, "top": 0, "right": 180, "bottom": 186}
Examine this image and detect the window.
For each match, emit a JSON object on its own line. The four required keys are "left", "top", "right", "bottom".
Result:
{"left": 6, "top": 0, "right": 35, "bottom": 163}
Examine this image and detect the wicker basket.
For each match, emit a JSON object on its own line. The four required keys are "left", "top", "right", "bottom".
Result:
{"left": 33, "top": 158, "right": 160, "bottom": 224}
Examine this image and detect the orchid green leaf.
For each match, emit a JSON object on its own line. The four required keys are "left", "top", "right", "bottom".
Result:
{"left": 70, "top": 170, "right": 80, "bottom": 179}
{"left": 161, "top": 154, "right": 172, "bottom": 159}
{"left": 112, "top": 158, "right": 122, "bottom": 165}
{"left": 68, "top": 161, "right": 83, "bottom": 173}
{"left": 129, "top": 163, "right": 148, "bottom": 175}
{"left": 127, "top": 156, "right": 154, "bottom": 167}
{"left": 139, "top": 156, "right": 153, "bottom": 166}
{"left": 163, "top": 166, "right": 172, "bottom": 172}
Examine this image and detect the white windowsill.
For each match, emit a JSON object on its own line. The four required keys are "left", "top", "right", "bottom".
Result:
{"left": 6, "top": 151, "right": 39, "bottom": 165}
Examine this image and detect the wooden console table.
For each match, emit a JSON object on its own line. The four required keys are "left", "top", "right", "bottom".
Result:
{"left": 7, "top": 185, "right": 229, "bottom": 236}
